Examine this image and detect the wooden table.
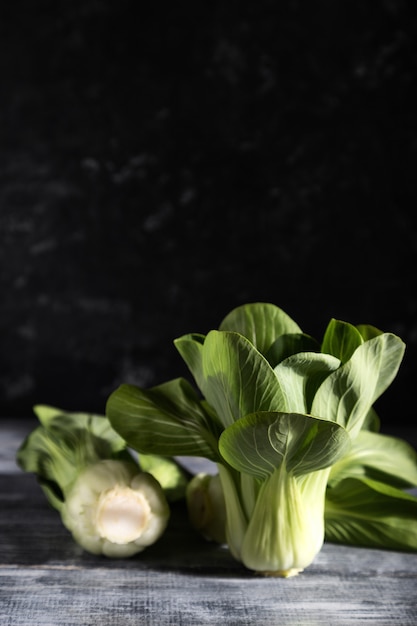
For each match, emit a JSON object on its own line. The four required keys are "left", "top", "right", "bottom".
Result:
{"left": 1, "top": 418, "right": 417, "bottom": 625}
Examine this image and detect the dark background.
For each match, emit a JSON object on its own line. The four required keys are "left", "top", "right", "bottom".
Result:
{"left": 1, "top": 1, "right": 416, "bottom": 428}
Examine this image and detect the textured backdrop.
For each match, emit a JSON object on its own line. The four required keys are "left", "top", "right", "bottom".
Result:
{"left": 1, "top": 1, "right": 416, "bottom": 427}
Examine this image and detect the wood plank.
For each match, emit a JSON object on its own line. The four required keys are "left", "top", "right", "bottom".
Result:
{"left": 1, "top": 558, "right": 417, "bottom": 626}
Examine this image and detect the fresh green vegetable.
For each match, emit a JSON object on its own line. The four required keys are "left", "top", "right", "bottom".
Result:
{"left": 107, "top": 302, "right": 417, "bottom": 576}
{"left": 186, "top": 472, "right": 226, "bottom": 544}
{"left": 17, "top": 405, "right": 171, "bottom": 556}
{"left": 186, "top": 429, "right": 417, "bottom": 554}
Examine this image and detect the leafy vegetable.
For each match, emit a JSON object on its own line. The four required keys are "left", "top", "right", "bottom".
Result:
{"left": 218, "top": 411, "right": 350, "bottom": 576}
{"left": 107, "top": 301, "right": 416, "bottom": 576}
{"left": 17, "top": 405, "right": 177, "bottom": 556}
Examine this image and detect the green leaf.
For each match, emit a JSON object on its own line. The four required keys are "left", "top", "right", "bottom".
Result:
{"left": 219, "top": 302, "right": 301, "bottom": 355}
{"left": 200, "top": 330, "right": 288, "bottom": 428}
{"left": 274, "top": 352, "right": 341, "bottom": 413}
{"left": 329, "top": 430, "right": 417, "bottom": 488}
{"left": 356, "top": 324, "right": 383, "bottom": 341}
{"left": 361, "top": 407, "right": 381, "bottom": 432}
{"left": 32, "top": 405, "right": 127, "bottom": 452}
{"left": 16, "top": 426, "right": 71, "bottom": 510}
{"left": 219, "top": 411, "right": 351, "bottom": 480}
{"left": 265, "top": 332, "right": 320, "bottom": 367}
{"left": 311, "top": 333, "right": 405, "bottom": 437}
{"left": 106, "top": 378, "right": 221, "bottom": 461}
{"left": 321, "top": 319, "right": 363, "bottom": 363}
{"left": 138, "top": 454, "right": 189, "bottom": 502}
{"left": 32, "top": 404, "right": 64, "bottom": 427}
{"left": 16, "top": 407, "right": 132, "bottom": 510}
{"left": 325, "top": 477, "right": 417, "bottom": 552}
{"left": 174, "top": 333, "right": 206, "bottom": 391}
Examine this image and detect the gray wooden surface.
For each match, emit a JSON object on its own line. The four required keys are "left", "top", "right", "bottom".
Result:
{"left": 1, "top": 419, "right": 417, "bottom": 626}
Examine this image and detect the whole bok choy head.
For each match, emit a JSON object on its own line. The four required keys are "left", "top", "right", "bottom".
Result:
{"left": 106, "top": 302, "right": 417, "bottom": 576}
{"left": 16, "top": 406, "right": 183, "bottom": 557}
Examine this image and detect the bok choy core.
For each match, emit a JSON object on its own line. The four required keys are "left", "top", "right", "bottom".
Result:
{"left": 17, "top": 405, "right": 171, "bottom": 556}
{"left": 61, "top": 459, "right": 169, "bottom": 557}
{"left": 106, "top": 302, "right": 417, "bottom": 576}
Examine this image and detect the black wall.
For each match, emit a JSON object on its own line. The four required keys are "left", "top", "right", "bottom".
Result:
{"left": 1, "top": 1, "right": 416, "bottom": 427}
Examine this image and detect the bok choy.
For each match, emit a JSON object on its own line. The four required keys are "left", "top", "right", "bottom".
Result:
{"left": 107, "top": 302, "right": 417, "bottom": 576}
{"left": 17, "top": 405, "right": 173, "bottom": 557}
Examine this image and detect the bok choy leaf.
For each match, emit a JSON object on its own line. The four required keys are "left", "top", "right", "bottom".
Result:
{"left": 325, "top": 477, "right": 417, "bottom": 551}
